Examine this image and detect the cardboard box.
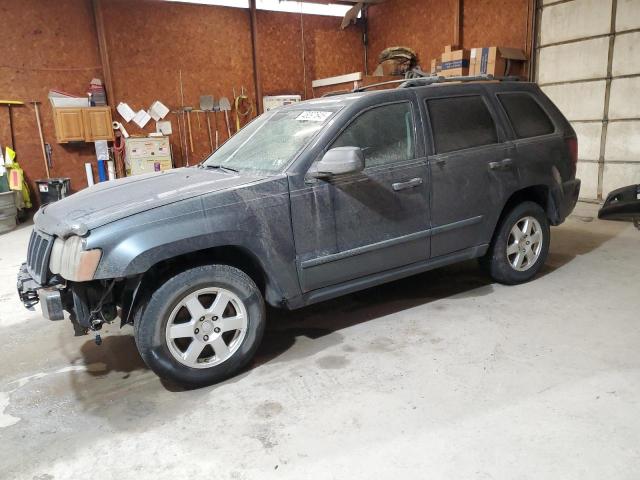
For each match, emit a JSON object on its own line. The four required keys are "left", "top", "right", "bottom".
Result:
{"left": 469, "top": 46, "right": 527, "bottom": 77}
{"left": 430, "top": 58, "right": 442, "bottom": 75}
{"left": 441, "top": 48, "right": 470, "bottom": 77}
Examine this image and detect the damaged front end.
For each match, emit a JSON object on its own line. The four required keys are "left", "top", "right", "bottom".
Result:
{"left": 17, "top": 228, "right": 135, "bottom": 338}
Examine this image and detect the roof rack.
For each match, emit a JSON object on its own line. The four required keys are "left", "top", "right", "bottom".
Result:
{"left": 352, "top": 74, "right": 521, "bottom": 93}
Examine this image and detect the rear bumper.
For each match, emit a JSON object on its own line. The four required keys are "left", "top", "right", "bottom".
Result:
{"left": 556, "top": 178, "right": 581, "bottom": 222}
{"left": 17, "top": 263, "right": 65, "bottom": 320}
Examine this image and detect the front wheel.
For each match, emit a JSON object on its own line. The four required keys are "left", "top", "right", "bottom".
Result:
{"left": 480, "top": 201, "right": 550, "bottom": 285}
{"left": 134, "top": 264, "right": 265, "bottom": 387}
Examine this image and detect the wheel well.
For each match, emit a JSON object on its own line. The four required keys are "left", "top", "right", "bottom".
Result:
{"left": 145, "top": 246, "right": 267, "bottom": 293}
{"left": 490, "top": 185, "right": 558, "bottom": 245}
{"left": 500, "top": 185, "right": 554, "bottom": 224}
{"left": 127, "top": 246, "right": 273, "bottom": 322}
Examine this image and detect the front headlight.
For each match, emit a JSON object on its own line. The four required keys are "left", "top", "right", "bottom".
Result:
{"left": 49, "top": 236, "right": 102, "bottom": 282}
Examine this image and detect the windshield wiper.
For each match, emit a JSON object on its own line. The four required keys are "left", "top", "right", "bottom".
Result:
{"left": 201, "top": 164, "right": 239, "bottom": 174}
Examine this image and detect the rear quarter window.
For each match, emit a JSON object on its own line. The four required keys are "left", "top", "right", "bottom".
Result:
{"left": 498, "top": 93, "right": 555, "bottom": 139}
{"left": 427, "top": 95, "right": 498, "bottom": 154}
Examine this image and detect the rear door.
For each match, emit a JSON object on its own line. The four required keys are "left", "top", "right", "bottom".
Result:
{"left": 417, "top": 87, "right": 519, "bottom": 257}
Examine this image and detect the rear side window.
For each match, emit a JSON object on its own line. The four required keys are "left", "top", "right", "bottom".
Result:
{"left": 427, "top": 96, "right": 498, "bottom": 154}
{"left": 498, "top": 93, "right": 555, "bottom": 139}
{"left": 332, "top": 102, "right": 415, "bottom": 167}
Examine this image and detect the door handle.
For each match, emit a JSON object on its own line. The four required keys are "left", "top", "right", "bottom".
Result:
{"left": 489, "top": 158, "right": 514, "bottom": 171}
{"left": 392, "top": 177, "right": 423, "bottom": 191}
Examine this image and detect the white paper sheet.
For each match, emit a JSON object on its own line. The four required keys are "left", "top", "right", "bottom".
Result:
{"left": 296, "top": 111, "right": 332, "bottom": 122}
{"left": 133, "top": 109, "right": 151, "bottom": 128}
{"left": 148, "top": 100, "right": 170, "bottom": 121}
{"left": 156, "top": 120, "right": 172, "bottom": 135}
{"left": 117, "top": 102, "right": 136, "bottom": 122}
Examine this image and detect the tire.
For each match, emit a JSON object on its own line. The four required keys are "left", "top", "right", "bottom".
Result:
{"left": 480, "top": 201, "right": 550, "bottom": 285}
{"left": 134, "top": 264, "right": 265, "bottom": 387}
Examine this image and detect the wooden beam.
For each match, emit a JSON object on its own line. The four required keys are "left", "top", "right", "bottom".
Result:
{"left": 249, "top": 0, "right": 263, "bottom": 115}
{"left": 453, "top": 0, "right": 462, "bottom": 47}
{"left": 91, "top": 0, "right": 115, "bottom": 109}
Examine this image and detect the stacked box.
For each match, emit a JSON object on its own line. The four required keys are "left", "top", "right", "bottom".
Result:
{"left": 441, "top": 45, "right": 470, "bottom": 77}
{"left": 469, "top": 47, "right": 527, "bottom": 77}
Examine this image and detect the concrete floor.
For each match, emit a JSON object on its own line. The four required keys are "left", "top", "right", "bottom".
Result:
{"left": 0, "top": 202, "right": 638, "bottom": 479}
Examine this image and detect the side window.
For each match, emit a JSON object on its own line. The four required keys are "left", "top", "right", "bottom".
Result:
{"left": 332, "top": 102, "right": 415, "bottom": 167}
{"left": 498, "top": 93, "right": 555, "bottom": 139}
{"left": 427, "top": 95, "right": 498, "bottom": 154}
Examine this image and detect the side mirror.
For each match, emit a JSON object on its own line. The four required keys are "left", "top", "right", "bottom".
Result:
{"left": 311, "top": 147, "right": 365, "bottom": 178}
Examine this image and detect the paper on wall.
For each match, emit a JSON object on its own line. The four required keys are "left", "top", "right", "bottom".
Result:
{"left": 148, "top": 101, "right": 170, "bottom": 121}
{"left": 117, "top": 102, "right": 136, "bottom": 122}
{"left": 94, "top": 140, "right": 109, "bottom": 161}
{"left": 133, "top": 110, "right": 151, "bottom": 128}
{"left": 156, "top": 120, "right": 172, "bottom": 135}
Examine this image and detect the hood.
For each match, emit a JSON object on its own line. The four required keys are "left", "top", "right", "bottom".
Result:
{"left": 35, "top": 167, "right": 264, "bottom": 237}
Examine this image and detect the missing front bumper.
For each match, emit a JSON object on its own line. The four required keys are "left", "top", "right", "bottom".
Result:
{"left": 17, "top": 263, "right": 65, "bottom": 320}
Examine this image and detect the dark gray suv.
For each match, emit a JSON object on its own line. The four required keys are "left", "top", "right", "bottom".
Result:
{"left": 18, "top": 79, "right": 580, "bottom": 386}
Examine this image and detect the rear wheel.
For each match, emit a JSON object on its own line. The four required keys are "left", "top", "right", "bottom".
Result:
{"left": 134, "top": 264, "right": 265, "bottom": 387}
{"left": 481, "top": 201, "right": 550, "bottom": 285}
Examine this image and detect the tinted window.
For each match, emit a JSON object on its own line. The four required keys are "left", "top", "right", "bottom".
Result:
{"left": 332, "top": 102, "right": 415, "bottom": 167}
{"left": 427, "top": 96, "right": 498, "bottom": 154}
{"left": 498, "top": 93, "right": 555, "bottom": 138}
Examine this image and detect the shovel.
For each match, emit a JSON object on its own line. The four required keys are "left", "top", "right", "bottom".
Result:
{"left": 213, "top": 100, "right": 220, "bottom": 149}
{"left": 219, "top": 96, "right": 232, "bottom": 139}
{"left": 200, "top": 95, "right": 214, "bottom": 152}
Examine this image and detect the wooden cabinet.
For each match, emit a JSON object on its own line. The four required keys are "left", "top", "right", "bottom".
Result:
{"left": 53, "top": 108, "right": 85, "bottom": 142}
{"left": 53, "top": 107, "right": 114, "bottom": 143}
{"left": 82, "top": 107, "right": 114, "bottom": 141}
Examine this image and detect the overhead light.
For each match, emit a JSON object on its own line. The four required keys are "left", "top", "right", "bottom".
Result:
{"left": 163, "top": 0, "right": 249, "bottom": 7}
{"left": 256, "top": 0, "right": 351, "bottom": 16}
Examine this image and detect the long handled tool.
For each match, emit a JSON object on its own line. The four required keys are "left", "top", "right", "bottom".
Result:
{"left": 219, "top": 96, "right": 232, "bottom": 139}
{"left": 0, "top": 100, "right": 24, "bottom": 150}
{"left": 31, "top": 101, "right": 50, "bottom": 178}
{"left": 200, "top": 95, "right": 214, "bottom": 152}
{"left": 178, "top": 70, "right": 189, "bottom": 166}
{"left": 213, "top": 100, "right": 220, "bottom": 149}
{"left": 184, "top": 106, "right": 194, "bottom": 154}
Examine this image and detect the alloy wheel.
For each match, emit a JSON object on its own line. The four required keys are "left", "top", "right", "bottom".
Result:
{"left": 164, "top": 287, "right": 248, "bottom": 368}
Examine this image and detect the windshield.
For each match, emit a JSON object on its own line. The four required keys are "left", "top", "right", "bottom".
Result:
{"left": 202, "top": 107, "right": 339, "bottom": 173}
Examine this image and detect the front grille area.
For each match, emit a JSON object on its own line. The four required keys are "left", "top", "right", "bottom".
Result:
{"left": 26, "top": 230, "right": 54, "bottom": 285}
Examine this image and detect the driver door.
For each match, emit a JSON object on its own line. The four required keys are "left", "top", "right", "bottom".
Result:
{"left": 290, "top": 100, "right": 431, "bottom": 292}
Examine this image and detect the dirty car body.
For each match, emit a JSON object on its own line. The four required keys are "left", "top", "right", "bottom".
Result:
{"left": 18, "top": 80, "right": 581, "bottom": 386}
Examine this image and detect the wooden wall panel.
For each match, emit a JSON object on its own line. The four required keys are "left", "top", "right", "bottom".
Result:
{"left": 101, "top": 0, "right": 256, "bottom": 167}
{"left": 367, "top": 0, "right": 456, "bottom": 74}
{"left": 366, "top": 0, "right": 532, "bottom": 75}
{"left": 256, "top": 11, "right": 305, "bottom": 97}
{"left": 462, "top": 0, "right": 533, "bottom": 76}
{"left": 0, "top": 0, "right": 102, "bottom": 199}
{"left": 302, "top": 15, "right": 364, "bottom": 98}
{"left": 256, "top": 11, "right": 364, "bottom": 101}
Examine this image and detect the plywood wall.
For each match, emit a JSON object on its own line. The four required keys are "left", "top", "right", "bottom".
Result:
{"left": 1, "top": 0, "right": 533, "bottom": 206}
{"left": 366, "top": 0, "right": 533, "bottom": 76}
{"left": 0, "top": 0, "right": 102, "bottom": 198}
{"left": 0, "top": 0, "right": 363, "bottom": 202}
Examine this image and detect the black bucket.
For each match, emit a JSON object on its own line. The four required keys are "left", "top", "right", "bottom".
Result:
{"left": 35, "top": 178, "right": 71, "bottom": 205}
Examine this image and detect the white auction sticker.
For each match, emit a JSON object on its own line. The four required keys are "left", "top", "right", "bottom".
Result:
{"left": 296, "top": 111, "right": 332, "bottom": 122}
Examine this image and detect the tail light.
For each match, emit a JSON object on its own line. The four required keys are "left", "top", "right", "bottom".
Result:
{"left": 566, "top": 136, "right": 578, "bottom": 177}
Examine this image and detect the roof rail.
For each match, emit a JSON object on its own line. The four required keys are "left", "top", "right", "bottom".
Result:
{"left": 352, "top": 74, "right": 521, "bottom": 93}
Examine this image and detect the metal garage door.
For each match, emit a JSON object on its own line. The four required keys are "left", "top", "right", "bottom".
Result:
{"left": 535, "top": 0, "right": 640, "bottom": 200}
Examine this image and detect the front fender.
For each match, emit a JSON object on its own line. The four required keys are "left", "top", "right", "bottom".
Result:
{"left": 87, "top": 184, "right": 301, "bottom": 303}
